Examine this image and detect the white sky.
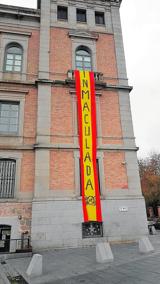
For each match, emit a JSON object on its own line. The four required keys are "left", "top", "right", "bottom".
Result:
{"left": 0, "top": 0, "right": 159, "bottom": 158}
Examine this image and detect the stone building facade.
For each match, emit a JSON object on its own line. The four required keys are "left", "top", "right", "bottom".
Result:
{"left": 0, "top": 0, "right": 148, "bottom": 252}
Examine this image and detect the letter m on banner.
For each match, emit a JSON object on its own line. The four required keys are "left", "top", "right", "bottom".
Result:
{"left": 75, "top": 70, "right": 102, "bottom": 225}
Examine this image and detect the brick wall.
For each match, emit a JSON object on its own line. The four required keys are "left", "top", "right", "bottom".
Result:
{"left": 100, "top": 90, "right": 123, "bottom": 145}
{"left": 20, "top": 151, "right": 35, "bottom": 193}
{"left": 104, "top": 151, "right": 128, "bottom": 189}
{"left": 0, "top": 203, "right": 32, "bottom": 234}
{"left": 96, "top": 34, "right": 118, "bottom": 83}
{"left": 51, "top": 87, "right": 74, "bottom": 144}
{"left": 27, "top": 30, "right": 40, "bottom": 81}
{"left": 50, "top": 150, "right": 75, "bottom": 190}
{"left": 23, "top": 88, "right": 37, "bottom": 145}
{"left": 50, "top": 28, "right": 72, "bottom": 80}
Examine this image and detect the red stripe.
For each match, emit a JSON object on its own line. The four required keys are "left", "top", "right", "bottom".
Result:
{"left": 75, "top": 70, "right": 88, "bottom": 222}
{"left": 89, "top": 72, "right": 102, "bottom": 222}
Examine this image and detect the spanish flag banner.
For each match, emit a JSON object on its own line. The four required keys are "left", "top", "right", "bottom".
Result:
{"left": 75, "top": 70, "right": 102, "bottom": 222}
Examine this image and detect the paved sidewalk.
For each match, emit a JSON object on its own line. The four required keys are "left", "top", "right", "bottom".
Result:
{"left": 2, "top": 233, "right": 160, "bottom": 284}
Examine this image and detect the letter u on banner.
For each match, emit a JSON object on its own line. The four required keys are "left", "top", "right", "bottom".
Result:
{"left": 75, "top": 70, "right": 102, "bottom": 222}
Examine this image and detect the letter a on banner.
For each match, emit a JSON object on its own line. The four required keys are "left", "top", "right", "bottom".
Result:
{"left": 75, "top": 70, "right": 102, "bottom": 222}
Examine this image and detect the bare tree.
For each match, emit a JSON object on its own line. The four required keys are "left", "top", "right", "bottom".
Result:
{"left": 138, "top": 152, "right": 160, "bottom": 214}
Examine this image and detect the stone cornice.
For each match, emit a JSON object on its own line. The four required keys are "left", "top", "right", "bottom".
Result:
{"left": 34, "top": 143, "right": 137, "bottom": 151}
{"left": 0, "top": 29, "right": 32, "bottom": 37}
{"left": 68, "top": 30, "right": 99, "bottom": 40}
{"left": 53, "top": 79, "right": 132, "bottom": 92}
{"left": 0, "top": 4, "right": 40, "bottom": 18}
{"left": 47, "top": 0, "right": 122, "bottom": 8}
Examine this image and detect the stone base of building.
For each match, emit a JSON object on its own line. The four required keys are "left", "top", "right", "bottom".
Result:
{"left": 31, "top": 198, "right": 148, "bottom": 250}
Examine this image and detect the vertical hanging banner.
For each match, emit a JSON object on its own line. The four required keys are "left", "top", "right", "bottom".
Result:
{"left": 75, "top": 70, "right": 102, "bottom": 222}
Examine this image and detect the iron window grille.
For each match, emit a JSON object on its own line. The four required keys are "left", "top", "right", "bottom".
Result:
{"left": 95, "top": 11, "right": 105, "bottom": 25}
{"left": 0, "top": 159, "right": 16, "bottom": 199}
{"left": 57, "top": 6, "right": 68, "bottom": 21}
{"left": 82, "top": 222, "right": 103, "bottom": 238}
{"left": 76, "top": 49, "right": 92, "bottom": 71}
{"left": 77, "top": 9, "right": 87, "bottom": 23}
{"left": 0, "top": 101, "right": 19, "bottom": 134}
{"left": 4, "top": 44, "right": 23, "bottom": 72}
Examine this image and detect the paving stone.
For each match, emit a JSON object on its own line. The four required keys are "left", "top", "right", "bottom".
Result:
{"left": 2, "top": 232, "right": 160, "bottom": 284}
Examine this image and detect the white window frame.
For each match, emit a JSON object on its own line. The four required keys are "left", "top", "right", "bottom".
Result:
{"left": 0, "top": 33, "right": 29, "bottom": 81}
{"left": 72, "top": 40, "right": 97, "bottom": 72}
{"left": 0, "top": 101, "right": 20, "bottom": 135}
{"left": 4, "top": 44, "right": 23, "bottom": 73}
{"left": 0, "top": 92, "right": 25, "bottom": 137}
{"left": 75, "top": 47, "right": 92, "bottom": 71}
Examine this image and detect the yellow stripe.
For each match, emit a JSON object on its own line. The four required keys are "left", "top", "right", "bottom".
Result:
{"left": 80, "top": 71, "right": 97, "bottom": 221}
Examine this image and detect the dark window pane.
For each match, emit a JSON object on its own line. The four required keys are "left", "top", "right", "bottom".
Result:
{"left": 9, "top": 125, "right": 18, "bottom": 132}
{"left": 0, "top": 124, "right": 8, "bottom": 132}
{"left": 84, "top": 62, "right": 91, "bottom": 68}
{"left": 76, "top": 48, "right": 92, "bottom": 71}
{"left": 14, "top": 66, "right": 21, "bottom": 72}
{"left": 76, "top": 55, "right": 83, "bottom": 61}
{"left": 6, "top": 59, "right": 13, "bottom": 65}
{"left": 96, "top": 159, "right": 101, "bottom": 194}
{"left": 84, "top": 57, "right": 91, "bottom": 62}
{"left": 76, "top": 50, "right": 89, "bottom": 56}
{"left": 7, "top": 46, "right": 22, "bottom": 55}
{"left": 15, "top": 55, "right": 22, "bottom": 60}
{"left": 11, "top": 104, "right": 19, "bottom": 111}
{"left": 77, "top": 9, "right": 87, "bottom": 23}
{"left": 95, "top": 11, "right": 105, "bottom": 25}
{"left": 76, "top": 62, "right": 83, "bottom": 68}
{"left": 57, "top": 6, "right": 68, "bottom": 20}
{"left": 5, "top": 44, "right": 23, "bottom": 72}
{"left": 7, "top": 54, "right": 14, "bottom": 60}
{"left": 0, "top": 118, "right": 9, "bottom": 124}
{"left": 0, "top": 101, "right": 19, "bottom": 134}
{"left": 6, "top": 65, "right": 13, "bottom": 71}
{"left": 1, "top": 104, "right": 10, "bottom": 111}
{"left": 15, "top": 61, "right": 21, "bottom": 66}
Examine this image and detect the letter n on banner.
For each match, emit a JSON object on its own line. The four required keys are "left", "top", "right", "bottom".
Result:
{"left": 75, "top": 70, "right": 103, "bottom": 237}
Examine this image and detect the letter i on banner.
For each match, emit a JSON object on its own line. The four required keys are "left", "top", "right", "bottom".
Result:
{"left": 75, "top": 70, "right": 102, "bottom": 223}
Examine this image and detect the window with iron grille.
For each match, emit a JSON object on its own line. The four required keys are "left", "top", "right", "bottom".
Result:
{"left": 0, "top": 101, "right": 19, "bottom": 134}
{"left": 57, "top": 6, "right": 68, "bottom": 21}
{"left": 76, "top": 48, "right": 92, "bottom": 71}
{"left": 4, "top": 44, "right": 23, "bottom": 72}
{"left": 77, "top": 9, "right": 87, "bottom": 23}
{"left": 95, "top": 11, "right": 105, "bottom": 25}
{"left": 0, "top": 159, "right": 16, "bottom": 199}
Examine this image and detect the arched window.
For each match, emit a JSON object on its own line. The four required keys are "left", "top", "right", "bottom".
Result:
{"left": 0, "top": 159, "right": 16, "bottom": 198}
{"left": 75, "top": 47, "right": 92, "bottom": 71}
{"left": 4, "top": 43, "right": 23, "bottom": 72}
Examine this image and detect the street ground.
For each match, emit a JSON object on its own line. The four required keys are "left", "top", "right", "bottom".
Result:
{"left": 0, "top": 232, "right": 160, "bottom": 284}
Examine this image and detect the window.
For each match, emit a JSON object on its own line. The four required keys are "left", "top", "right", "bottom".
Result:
{"left": 0, "top": 159, "right": 16, "bottom": 198}
{"left": 79, "top": 159, "right": 101, "bottom": 196}
{"left": 0, "top": 101, "right": 19, "bottom": 134}
{"left": 4, "top": 44, "right": 23, "bottom": 72}
{"left": 95, "top": 11, "right": 105, "bottom": 25}
{"left": 76, "top": 48, "right": 92, "bottom": 70}
{"left": 57, "top": 6, "right": 68, "bottom": 21}
{"left": 77, "top": 9, "right": 87, "bottom": 23}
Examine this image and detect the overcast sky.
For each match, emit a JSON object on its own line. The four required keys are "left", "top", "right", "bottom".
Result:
{"left": 0, "top": 0, "right": 159, "bottom": 158}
